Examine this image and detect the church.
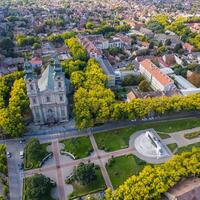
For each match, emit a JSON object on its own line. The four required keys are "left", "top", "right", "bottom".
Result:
{"left": 24, "top": 58, "right": 70, "bottom": 125}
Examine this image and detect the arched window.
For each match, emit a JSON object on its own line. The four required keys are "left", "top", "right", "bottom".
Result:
{"left": 59, "top": 95, "right": 63, "bottom": 101}
{"left": 30, "top": 84, "right": 34, "bottom": 90}
{"left": 58, "top": 82, "right": 62, "bottom": 88}
{"left": 46, "top": 96, "right": 50, "bottom": 102}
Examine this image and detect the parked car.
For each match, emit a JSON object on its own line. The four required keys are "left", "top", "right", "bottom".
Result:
{"left": 19, "top": 139, "right": 25, "bottom": 144}
{"left": 7, "top": 152, "right": 11, "bottom": 158}
{"left": 20, "top": 151, "right": 24, "bottom": 159}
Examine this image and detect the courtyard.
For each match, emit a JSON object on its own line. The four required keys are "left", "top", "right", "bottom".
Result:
{"left": 18, "top": 117, "right": 200, "bottom": 200}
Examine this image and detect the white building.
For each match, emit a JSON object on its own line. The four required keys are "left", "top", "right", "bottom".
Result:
{"left": 139, "top": 59, "right": 176, "bottom": 92}
{"left": 24, "top": 58, "right": 69, "bottom": 125}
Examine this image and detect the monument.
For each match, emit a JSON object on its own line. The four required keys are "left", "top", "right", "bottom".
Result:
{"left": 134, "top": 129, "right": 170, "bottom": 159}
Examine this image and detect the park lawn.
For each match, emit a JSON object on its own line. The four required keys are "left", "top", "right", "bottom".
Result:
{"left": 106, "top": 155, "right": 146, "bottom": 189}
{"left": 60, "top": 136, "right": 93, "bottom": 159}
{"left": 184, "top": 131, "right": 200, "bottom": 139}
{"left": 176, "top": 142, "right": 200, "bottom": 154}
{"left": 68, "top": 167, "right": 106, "bottom": 199}
{"left": 24, "top": 143, "right": 50, "bottom": 170}
{"left": 94, "top": 118, "right": 200, "bottom": 152}
{"left": 167, "top": 143, "right": 178, "bottom": 153}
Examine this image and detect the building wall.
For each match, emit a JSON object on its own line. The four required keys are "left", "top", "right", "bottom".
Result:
{"left": 139, "top": 64, "right": 174, "bottom": 92}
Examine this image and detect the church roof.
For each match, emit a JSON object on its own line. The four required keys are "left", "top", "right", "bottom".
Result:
{"left": 38, "top": 64, "right": 55, "bottom": 91}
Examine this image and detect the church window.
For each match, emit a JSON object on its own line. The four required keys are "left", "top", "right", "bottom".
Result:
{"left": 61, "top": 107, "right": 65, "bottom": 117}
{"left": 59, "top": 95, "right": 63, "bottom": 101}
{"left": 46, "top": 96, "right": 50, "bottom": 102}
{"left": 58, "top": 82, "right": 62, "bottom": 88}
{"left": 30, "top": 84, "right": 34, "bottom": 90}
{"left": 35, "top": 112, "right": 40, "bottom": 119}
{"left": 33, "top": 98, "right": 36, "bottom": 104}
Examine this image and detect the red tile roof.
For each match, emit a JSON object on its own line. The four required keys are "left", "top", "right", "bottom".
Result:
{"left": 29, "top": 57, "right": 42, "bottom": 65}
{"left": 140, "top": 59, "right": 174, "bottom": 86}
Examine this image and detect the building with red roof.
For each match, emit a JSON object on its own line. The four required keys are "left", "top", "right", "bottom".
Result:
{"left": 139, "top": 59, "right": 176, "bottom": 92}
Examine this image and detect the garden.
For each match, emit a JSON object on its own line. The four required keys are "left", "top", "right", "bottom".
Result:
{"left": 66, "top": 163, "right": 106, "bottom": 199}
{"left": 60, "top": 136, "right": 93, "bottom": 159}
{"left": 24, "top": 138, "right": 51, "bottom": 170}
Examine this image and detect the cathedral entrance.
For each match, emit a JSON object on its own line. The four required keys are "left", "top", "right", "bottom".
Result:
{"left": 47, "top": 109, "right": 56, "bottom": 124}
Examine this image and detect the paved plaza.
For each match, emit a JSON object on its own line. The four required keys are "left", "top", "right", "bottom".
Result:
{"left": 4, "top": 125, "right": 200, "bottom": 200}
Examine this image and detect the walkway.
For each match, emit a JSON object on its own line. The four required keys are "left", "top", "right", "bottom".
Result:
{"left": 52, "top": 140, "right": 66, "bottom": 200}
{"left": 163, "top": 127, "right": 200, "bottom": 147}
{"left": 89, "top": 132, "right": 113, "bottom": 190}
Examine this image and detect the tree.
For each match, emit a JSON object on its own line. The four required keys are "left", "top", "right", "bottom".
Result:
{"left": 106, "top": 148, "right": 200, "bottom": 200}
{"left": 73, "top": 163, "right": 97, "bottom": 185}
{"left": 122, "top": 75, "right": 142, "bottom": 86}
{"left": 139, "top": 80, "right": 149, "bottom": 92}
{"left": 174, "top": 43, "right": 183, "bottom": 53}
{"left": 0, "top": 37, "right": 14, "bottom": 51}
{"left": 70, "top": 71, "right": 85, "bottom": 89}
{"left": 0, "top": 107, "right": 25, "bottom": 137}
{"left": 25, "top": 174, "right": 55, "bottom": 200}
{"left": 65, "top": 37, "right": 88, "bottom": 61}
{"left": 32, "top": 43, "right": 41, "bottom": 50}
{"left": 61, "top": 59, "right": 86, "bottom": 78}
{"left": 9, "top": 78, "right": 29, "bottom": 114}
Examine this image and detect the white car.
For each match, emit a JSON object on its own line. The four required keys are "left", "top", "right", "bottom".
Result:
{"left": 20, "top": 151, "right": 24, "bottom": 159}
{"left": 7, "top": 152, "right": 11, "bottom": 158}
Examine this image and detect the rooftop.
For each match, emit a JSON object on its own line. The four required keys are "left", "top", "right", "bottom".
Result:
{"left": 140, "top": 59, "right": 174, "bottom": 86}
{"left": 38, "top": 64, "right": 54, "bottom": 91}
{"left": 166, "top": 177, "right": 200, "bottom": 199}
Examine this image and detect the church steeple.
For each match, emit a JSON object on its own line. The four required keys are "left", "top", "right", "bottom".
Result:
{"left": 24, "top": 59, "right": 34, "bottom": 79}
{"left": 53, "top": 56, "right": 62, "bottom": 73}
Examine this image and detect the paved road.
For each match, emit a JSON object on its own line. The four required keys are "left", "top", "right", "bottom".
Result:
{"left": 6, "top": 140, "right": 24, "bottom": 200}
{"left": 23, "top": 111, "right": 200, "bottom": 138}
{"left": 52, "top": 140, "right": 66, "bottom": 200}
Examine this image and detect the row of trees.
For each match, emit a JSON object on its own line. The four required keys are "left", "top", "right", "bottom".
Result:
{"left": 70, "top": 58, "right": 200, "bottom": 129}
{"left": 0, "top": 73, "right": 29, "bottom": 137}
{"left": 65, "top": 37, "right": 88, "bottom": 61}
{"left": 105, "top": 148, "right": 200, "bottom": 200}
{"left": 71, "top": 58, "right": 115, "bottom": 129}
{"left": 46, "top": 31, "right": 76, "bottom": 44}
{"left": 15, "top": 34, "right": 40, "bottom": 47}
{"left": 85, "top": 22, "right": 131, "bottom": 36}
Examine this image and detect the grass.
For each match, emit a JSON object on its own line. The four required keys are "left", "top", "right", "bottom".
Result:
{"left": 106, "top": 155, "right": 146, "bottom": 189}
{"left": 68, "top": 167, "right": 106, "bottom": 199}
{"left": 94, "top": 118, "right": 200, "bottom": 152}
{"left": 184, "top": 131, "right": 200, "bottom": 139}
{"left": 60, "top": 136, "right": 93, "bottom": 159}
{"left": 176, "top": 142, "right": 200, "bottom": 154}
{"left": 167, "top": 143, "right": 178, "bottom": 153}
{"left": 24, "top": 143, "right": 50, "bottom": 170}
